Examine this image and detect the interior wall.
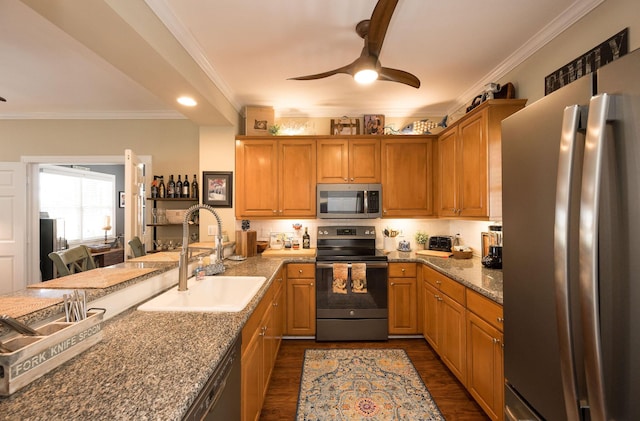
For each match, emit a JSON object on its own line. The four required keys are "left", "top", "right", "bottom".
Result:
{"left": 499, "top": 0, "right": 640, "bottom": 105}
{"left": 0, "top": 119, "right": 200, "bottom": 178}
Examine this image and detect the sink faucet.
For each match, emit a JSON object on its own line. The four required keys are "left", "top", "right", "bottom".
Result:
{"left": 178, "top": 203, "right": 224, "bottom": 292}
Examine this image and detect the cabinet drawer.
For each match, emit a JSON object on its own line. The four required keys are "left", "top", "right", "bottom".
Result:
{"left": 467, "top": 289, "right": 503, "bottom": 332}
{"left": 439, "top": 276, "right": 465, "bottom": 305}
{"left": 388, "top": 262, "right": 417, "bottom": 278}
{"left": 423, "top": 265, "right": 465, "bottom": 304}
{"left": 287, "top": 263, "right": 315, "bottom": 279}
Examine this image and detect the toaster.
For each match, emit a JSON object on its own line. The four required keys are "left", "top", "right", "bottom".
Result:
{"left": 428, "top": 236, "right": 453, "bottom": 252}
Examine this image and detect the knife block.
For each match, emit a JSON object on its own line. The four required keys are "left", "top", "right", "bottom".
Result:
{"left": 236, "top": 230, "right": 257, "bottom": 257}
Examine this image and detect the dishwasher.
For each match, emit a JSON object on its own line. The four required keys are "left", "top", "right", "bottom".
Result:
{"left": 183, "top": 335, "right": 241, "bottom": 421}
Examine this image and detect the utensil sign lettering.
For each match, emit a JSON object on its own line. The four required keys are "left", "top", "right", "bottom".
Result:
{"left": 10, "top": 323, "right": 102, "bottom": 379}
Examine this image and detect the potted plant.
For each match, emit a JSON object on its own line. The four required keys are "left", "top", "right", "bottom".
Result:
{"left": 415, "top": 231, "right": 429, "bottom": 249}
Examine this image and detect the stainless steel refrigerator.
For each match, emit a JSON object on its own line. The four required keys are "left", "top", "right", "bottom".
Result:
{"left": 502, "top": 47, "right": 640, "bottom": 420}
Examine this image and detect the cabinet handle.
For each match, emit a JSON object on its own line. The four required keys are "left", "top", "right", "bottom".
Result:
{"left": 436, "top": 280, "right": 442, "bottom": 285}
{"left": 492, "top": 338, "right": 499, "bottom": 344}
{"left": 497, "top": 317, "right": 504, "bottom": 323}
{"left": 390, "top": 282, "right": 395, "bottom": 286}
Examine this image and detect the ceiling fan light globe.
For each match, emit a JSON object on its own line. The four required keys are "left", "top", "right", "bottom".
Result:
{"left": 354, "top": 69, "right": 378, "bottom": 84}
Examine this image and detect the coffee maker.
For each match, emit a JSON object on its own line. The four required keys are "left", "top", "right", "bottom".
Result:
{"left": 482, "top": 225, "right": 503, "bottom": 269}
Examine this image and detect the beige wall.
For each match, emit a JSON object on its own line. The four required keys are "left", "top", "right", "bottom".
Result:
{"left": 0, "top": 119, "right": 200, "bottom": 178}
{"left": 500, "top": 0, "right": 640, "bottom": 105}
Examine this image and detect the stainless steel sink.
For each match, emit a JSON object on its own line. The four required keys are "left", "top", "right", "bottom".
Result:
{"left": 137, "top": 276, "right": 267, "bottom": 312}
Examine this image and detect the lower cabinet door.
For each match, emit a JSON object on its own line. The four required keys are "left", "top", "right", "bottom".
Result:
{"left": 466, "top": 310, "right": 504, "bottom": 421}
{"left": 241, "top": 329, "right": 264, "bottom": 421}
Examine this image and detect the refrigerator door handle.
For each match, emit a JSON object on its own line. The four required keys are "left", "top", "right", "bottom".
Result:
{"left": 553, "top": 104, "right": 585, "bottom": 421}
{"left": 579, "top": 93, "right": 615, "bottom": 421}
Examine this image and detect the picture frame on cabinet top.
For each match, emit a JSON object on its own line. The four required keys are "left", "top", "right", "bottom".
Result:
{"left": 330, "top": 117, "right": 360, "bottom": 135}
{"left": 364, "top": 114, "right": 385, "bottom": 135}
{"left": 202, "top": 171, "right": 233, "bottom": 208}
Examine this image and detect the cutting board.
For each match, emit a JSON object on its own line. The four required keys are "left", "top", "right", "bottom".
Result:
{"left": 415, "top": 249, "right": 453, "bottom": 258}
{"left": 261, "top": 248, "right": 316, "bottom": 258}
{"left": 236, "top": 230, "right": 257, "bottom": 257}
{"left": 28, "top": 267, "right": 158, "bottom": 289}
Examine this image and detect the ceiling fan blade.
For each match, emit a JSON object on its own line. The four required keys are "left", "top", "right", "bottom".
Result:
{"left": 367, "top": 0, "right": 399, "bottom": 57}
{"left": 288, "top": 63, "right": 355, "bottom": 81}
{"left": 378, "top": 67, "right": 421, "bottom": 88}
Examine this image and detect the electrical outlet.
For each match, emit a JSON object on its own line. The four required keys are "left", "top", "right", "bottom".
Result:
{"left": 208, "top": 225, "right": 215, "bottom": 236}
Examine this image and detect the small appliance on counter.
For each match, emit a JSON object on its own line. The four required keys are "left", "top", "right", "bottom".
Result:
{"left": 481, "top": 225, "right": 502, "bottom": 269}
{"left": 428, "top": 235, "right": 453, "bottom": 252}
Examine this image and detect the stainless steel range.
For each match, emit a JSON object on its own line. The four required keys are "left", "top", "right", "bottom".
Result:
{"left": 315, "top": 225, "right": 388, "bottom": 341}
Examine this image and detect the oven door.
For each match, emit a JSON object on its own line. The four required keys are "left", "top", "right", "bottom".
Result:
{"left": 315, "top": 262, "right": 388, "bottom": 318}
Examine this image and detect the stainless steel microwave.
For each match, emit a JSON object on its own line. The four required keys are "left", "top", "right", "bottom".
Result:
{"left": 317, "top": 183, "right": 382, "bottom": 219}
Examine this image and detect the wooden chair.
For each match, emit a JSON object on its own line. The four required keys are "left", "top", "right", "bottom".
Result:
{"left": 48, "top": 245, "right": 97, "bottom": 277}
{"left": 128, "top": 236, "right": 146, "bottom": 257}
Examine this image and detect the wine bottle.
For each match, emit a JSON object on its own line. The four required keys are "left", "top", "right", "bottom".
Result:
{"left": 303, "top": 227, "right": 310, "bottom": 249}
{"left": 182, "top": 174, "right": 190, "bottom": 198}
{"left": 158, "top": 176, "right": 166, "bottom": 198}
{"left": 151, "top": 175, "right": 159, "bottom": 198}
{"left": 167, "top": 175, "right": 176, "bottom": 198}
{"left": 191, "top": 174, "right": 199, "bottom": 199}
{"left": 176, "top": 175, "right": 183, "bottom": 198}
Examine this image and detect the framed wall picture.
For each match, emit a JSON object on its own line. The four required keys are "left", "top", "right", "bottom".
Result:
{"left": 118, "top": 191, "right": 125, "bottom": 208}
{"left": 330, "top": 117, "right": 360, "bottom": 135}
{"left": 364, "top": 114, "right": 385, "bottom": 135}
{"left": 203, "top": 171, "right": 233, "bottom": 208}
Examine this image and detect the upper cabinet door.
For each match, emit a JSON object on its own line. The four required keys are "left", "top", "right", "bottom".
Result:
{"left": 279, "top": 139, "right": 317, "bottom": 217}
{"left": 317, "top": 138, "right": 380, "bottom": 183}
{"left": 381, "top": 137, "right": 435, "bottom": 217}
{"left": 458, "top": 111, "right": 488, "bottom": 218}
{"left": 235, "top": 139, "right": 279, "bottom": 218}
{"left": 437, "top": 129, "right": 458, "bottom": 217}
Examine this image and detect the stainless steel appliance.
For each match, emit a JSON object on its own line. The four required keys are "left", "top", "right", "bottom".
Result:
{"left": 481, "top": 225, "right": 502, "bottom": 269}
{"left": 428, "top": 235, "right": 453, "bottom": 252}
{"left": 501, "top": 48, "right": 640, "bottom": 420}
{"left": 316, "top": 183, "right": 382, "bottom": 219}
{"left": 183, "top": 335, "right": 241, "bottom": 420}
{"left": 315, "top": 225, "right": 388, "bottom": 341}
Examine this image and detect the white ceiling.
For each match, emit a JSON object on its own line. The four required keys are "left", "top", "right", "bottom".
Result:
{"left": 0, "top": 0, "right": 603, "bottom": 122}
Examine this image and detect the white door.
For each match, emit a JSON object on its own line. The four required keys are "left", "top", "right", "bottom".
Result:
{"left": 124, "top": 149, "right": 146, "bottom": 260}
{"left": 0, "top": 162, "right": 27, "bottom": 293}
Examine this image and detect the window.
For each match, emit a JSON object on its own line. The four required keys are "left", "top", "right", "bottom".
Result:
{"left": 40, "top": 165, "right": 115, "bottom": 243}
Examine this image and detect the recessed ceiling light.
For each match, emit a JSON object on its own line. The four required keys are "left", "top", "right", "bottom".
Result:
{"left": 177, "top": 96, "right": 197, "bottom": 106}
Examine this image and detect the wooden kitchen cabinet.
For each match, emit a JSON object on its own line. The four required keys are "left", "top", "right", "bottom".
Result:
{"left": 285, "top": 263, "right": 316, "bottom": 336}
{"left": 437, "top": 99, "right": 526, "bottom": 219}
{"left": 241, "top": 268, "right": 285, "bottom": 421}
{"left": 466, "top": 289, "right": 505, "bottom": 421}
{"left": 381, "top": 136, "right": 435, "bottom": 217}
{"left": 317, "top": 138, "right": 380, "bottom": 183}
{"left": 388, "top": 262, "right": 419, "bottom": 334}
{"left": 422, "top": 265, "right": 467, "bottom": 384}
{"left": 235, "top": 137, "right": 316, "bottom": 218}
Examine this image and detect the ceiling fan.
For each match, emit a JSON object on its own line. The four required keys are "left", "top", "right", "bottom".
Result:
{"left": 289, "top": 0, "right": 420, "bottom": 89}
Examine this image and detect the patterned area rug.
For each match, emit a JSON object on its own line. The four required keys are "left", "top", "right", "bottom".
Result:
{"left": 296, "top": 348, "right": 444, "bottom": 420}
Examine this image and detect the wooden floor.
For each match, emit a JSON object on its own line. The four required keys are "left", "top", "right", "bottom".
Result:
{"left": 260, "top": 338, "right": 490, "bottom": 420}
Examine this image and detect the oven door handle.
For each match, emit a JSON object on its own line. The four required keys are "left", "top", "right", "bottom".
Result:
{"left": 316, "top": 262, "right": 388, "bottom": 269}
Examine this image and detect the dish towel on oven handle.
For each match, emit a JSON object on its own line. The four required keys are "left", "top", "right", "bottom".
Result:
{"left": 351, "top": 263, "right": 367, "bottom": 293}
{"left": 332, "top": 263, "right": 348, "bottom": 294}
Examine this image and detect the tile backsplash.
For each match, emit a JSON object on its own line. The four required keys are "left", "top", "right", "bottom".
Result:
{"left": 235, "top": 218, "right": 499, "bottom": 257}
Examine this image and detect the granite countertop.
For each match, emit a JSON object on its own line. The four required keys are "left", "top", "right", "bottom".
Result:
{"left": 385, "top": 250, "right": 503, "bottom": 304}
{"left": 0, "top": 256, "right": 288, "bottom": 420}
{"left": 0, "top": 251, "right": 500, "bottom": 419}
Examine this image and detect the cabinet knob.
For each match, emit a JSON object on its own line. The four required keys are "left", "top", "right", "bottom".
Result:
{"left": 401, "top": 268, "right": 405, "bottom": 273}
{"left": 390, "top": 282, "right": 395, "bottom": 286}
{"left": 436, "top": 280, "right": 441, "bottom": 285}
{"left": 350, "top": 177, "right": 354, "bottom": 181}
{"left": 344, "top": 178, "right": 348, "bottom": 181}
{"left": 497, "top": 317, "right": 504, "bottom": 323}
{"left": 310, "top": 282, "right": 314, "bottom": 286}
{"left": 298, "top": 269, "right": 303, "bottom": 273}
